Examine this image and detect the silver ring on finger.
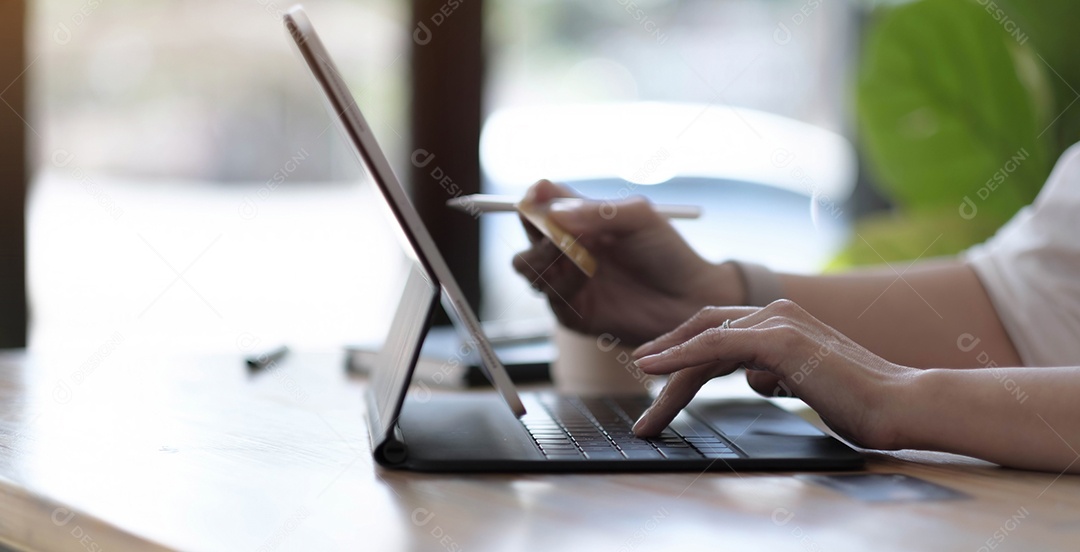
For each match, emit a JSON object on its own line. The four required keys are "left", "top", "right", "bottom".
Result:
{"left": 721, "top": 318, "right": 755, "bottom": 371}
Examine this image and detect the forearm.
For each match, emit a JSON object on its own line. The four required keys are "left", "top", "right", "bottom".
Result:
{"left": 900, "top": 367, "right": 1080, "bottom": 473}
{"left": 778, "top": 259, "right": 1021, "bottom": 368}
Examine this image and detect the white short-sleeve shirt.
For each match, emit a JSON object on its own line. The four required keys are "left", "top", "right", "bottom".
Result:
{"left": 965, "top": 143, "right": 1080, "bottom": 367}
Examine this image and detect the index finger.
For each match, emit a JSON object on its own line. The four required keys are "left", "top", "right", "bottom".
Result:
{"left": 632, "top": 363, "right": 731, "bottom": 437}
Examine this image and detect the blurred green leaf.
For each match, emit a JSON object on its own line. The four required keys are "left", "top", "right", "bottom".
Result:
{"left": 992, "top": 0, "right": 1080, "bottom": 159}
{"left": 837, "top": 0, "right": 1064, "bottom": 268}
{"left": 857, "top": 0, "right": 1051, "bottom": 222}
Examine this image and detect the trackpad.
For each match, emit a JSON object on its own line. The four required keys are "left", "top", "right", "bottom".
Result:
{"left": 690, "top": 399, "right": 828, "bottom": 438}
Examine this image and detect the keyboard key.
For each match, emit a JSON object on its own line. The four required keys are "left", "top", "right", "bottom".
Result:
{"left": 542, "top": 450, "right": 580, "bottom": 457}
{"left": 538, "top": 438, "right": 575, "bottom": 445}
{"left": 687, "top": 441, "right": 727, "bottom": 449}
{"left": 621, "top": 448, "right": 664, "bottom": 460}
{"left": 684, "top": 435, "right": 725, "bottom": 442}
{"left": 692, "top": 446, "right": 733, "bottom": 454}
{"left": 578, "top": 443, "right": 618, "bottom": 452}
{"left": 583, "top": 449, "right": 625, "bottom": 460}
{"left": 657, "top": 441, "right": 691, "bottom": 449}
{"left": 656, "top": 448, "right": 703, "bottom": 460}
{"left": 617, "top": 441, "right": 656, "bottom": 449}
{"left": 526, "top": 394, "right": 728, "bottom": 463}
{"left": 562, "top": 424, "right": 596, "bottom": 432}
{"left": 541, "top": 446, "right": 580, "bottom": 454}
{"left": 700, "top": 450, "right": 741, "bottom": 459}
{"left": 527, "top": 428, "right": 563, "bottom": 435}
{"left": 689, "top": 440, "right": 730, "bottom": 448}
{"left": 571, "top": 435, "right": 610, "bottom": 444}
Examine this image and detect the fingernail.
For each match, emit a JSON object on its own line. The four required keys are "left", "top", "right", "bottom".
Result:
{"left": 632, "top": 409, "right": 651, "bottom": 434}
{"left": 633, "top": 353, "right": 663, "bottom": 372}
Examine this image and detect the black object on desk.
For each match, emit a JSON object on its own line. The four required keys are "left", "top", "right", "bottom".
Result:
{"left": 246, "top": 344, "right": 290, "bottom": 372}
{"left": 347, "top": 326, "right": 552, "bottom": 387}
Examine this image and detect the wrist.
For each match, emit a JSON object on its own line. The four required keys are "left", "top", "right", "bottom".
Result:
{"left": 698, "top": 261, "right": 745, "bottom": 306}
{"left": 723, "top": 260, "right": 786, "bottom": 307}
{"left": 886, "top": 367, "right": 945, "bottom": 450}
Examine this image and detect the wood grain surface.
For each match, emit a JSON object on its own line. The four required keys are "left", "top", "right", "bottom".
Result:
{"left": 0, "top": 349, "right": 1076, "bottom": 551}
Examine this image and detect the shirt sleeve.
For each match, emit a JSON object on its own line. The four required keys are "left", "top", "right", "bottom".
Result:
{"left": 964, "top": 143, "right": 1080, "bottom": 367}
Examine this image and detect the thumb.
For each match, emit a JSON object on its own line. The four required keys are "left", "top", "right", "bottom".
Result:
{"left": 548, "top": 196, "right": 661, "bottom": 236}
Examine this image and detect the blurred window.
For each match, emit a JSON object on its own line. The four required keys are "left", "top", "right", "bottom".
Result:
{"left": 480, "top": 0, "right": 859, "bottom": 322}
{"left": 29, "top": 0, "right": 411, "bottom": 353}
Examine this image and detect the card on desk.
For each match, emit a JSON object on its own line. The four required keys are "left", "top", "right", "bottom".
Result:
{"left": 801, "top": 473, "right": 971, "bottom": 503}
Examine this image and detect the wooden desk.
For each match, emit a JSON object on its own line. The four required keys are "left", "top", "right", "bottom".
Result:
{"left": 0, "top": 349, "right": 1077, "bottom": 551}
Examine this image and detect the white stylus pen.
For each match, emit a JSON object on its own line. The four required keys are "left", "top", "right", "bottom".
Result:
{"left": 446, "top": 194, "right": 703, "bottom": 219}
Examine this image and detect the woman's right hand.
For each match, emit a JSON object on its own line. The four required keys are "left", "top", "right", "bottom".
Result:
{"left": 512, "top": 180, "right": 745, "bottom": 346}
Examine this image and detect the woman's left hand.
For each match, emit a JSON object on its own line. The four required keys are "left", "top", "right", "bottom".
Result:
{"left": 630, "top": 299, "right": 919, "bottom": 450}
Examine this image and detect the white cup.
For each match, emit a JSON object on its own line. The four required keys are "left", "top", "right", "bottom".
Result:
{"left": 550, "top": 325, "right": 658, "bottom": 396}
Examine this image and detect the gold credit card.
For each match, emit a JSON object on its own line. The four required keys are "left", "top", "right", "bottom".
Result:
{"left": 516, "top": 200, "right": 597, "bottom": 278}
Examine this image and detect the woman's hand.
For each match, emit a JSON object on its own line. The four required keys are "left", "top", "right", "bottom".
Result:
{"left": 512, "top": 180, "right": 743, "bottom": 345}
{"left": 630, "top": 300, "right": 919, "bottom": 449}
